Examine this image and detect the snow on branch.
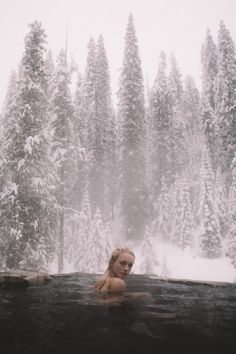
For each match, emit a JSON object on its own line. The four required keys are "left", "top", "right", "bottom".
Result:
{"left": 24, "top": 135, "right": 42, "bottom": 155}
{"left": 31, "top": 177, "right": 46, "bottom": 192}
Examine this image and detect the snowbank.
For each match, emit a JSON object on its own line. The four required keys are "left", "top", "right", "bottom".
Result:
{"left": 133, "top": 243, "right": 236, "bottom": 283}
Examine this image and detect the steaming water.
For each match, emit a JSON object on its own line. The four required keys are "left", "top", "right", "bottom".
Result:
{"left": 1, "top": 273, "right": 236, "bottom": 354}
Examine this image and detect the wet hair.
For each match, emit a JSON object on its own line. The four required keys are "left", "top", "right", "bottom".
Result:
{"left": 94, "top": 247, "right": 135, "bottom": 290}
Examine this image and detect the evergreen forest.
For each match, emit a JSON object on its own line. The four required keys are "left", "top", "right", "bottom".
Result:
{"left": 1, "top": 15, "right": 236, "bottom": 274}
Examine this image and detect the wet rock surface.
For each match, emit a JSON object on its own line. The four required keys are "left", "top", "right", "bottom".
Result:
{"left": 0, "top": 273, "right": 236, "bottom": 354}
{"left": 0, "top": 271, "right": 52, "bottom": 287}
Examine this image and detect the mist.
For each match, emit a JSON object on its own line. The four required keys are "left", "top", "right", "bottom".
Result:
{"left": 0, "top": 4, "right": 236, "bottom": 284}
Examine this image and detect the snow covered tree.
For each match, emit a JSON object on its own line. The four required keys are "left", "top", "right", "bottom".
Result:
{"left": 226, "top": 154, "right": 236, "bottom": 266}
{"left": 49, "top": 49, "right": 76, "bottom": 273}
{"left": 45, "top": 49, "right": 55, "bottom": 100}
{"left": 181, "top": 76, "right": 202, "bottom": 191}
{"left": 83, "top": 37, "right": 97, "bottom": 210}
{"left": 0, "top": 21, "right": 57, "bottom": 270}
{"left": 84, "top": 37, "right": 97, "bottom": 149}
{"left": 201, "top": 29, "right": 218, "bottom": 110}
{"left": 170, "top": 175, "right": 194, "bottom": 250}
{"left": 74, "top": 71, "right": 86, "bottom": 144}
{"left": 168, "top": 54, "right": 183, "bottom": 109}
{"left": 140, "top": 225, "right": 158, "bottom": 274}
{"left": 0, "top": 70, "right": 18, "bottom": 179}
{"left": 72, "top": 70, "right": 87, "bottom": 212}
{"left": 96, "top": 35, "right": 117, "bottom": 219}
{"left": 200, "top": 29, "right": 219, "bottom": 169}
{"left": 2, "top": 71, "right": 18, "bottom": 119}
{"left": 160, "top": 253, "right": 171, "bottom": 278}
{"left": 169, "top": 179, "right": 182, "bottom": 247}
{"left": 155, "top": 176, "right": 171, "bottom": 243}
{"left": 85, "top": 207, "right": 111, "bottom": 273}
{"left": 179, "top": 175, "right": 194, "bottom": 249}
{"left": 168, "top": 54, "right": 186, "bottom": 181}
{"left": 0, "top": 71, "right": 20, "bottom": 267}
{"left": 200, "top": 96, "right": 219, "bottom": 169}
{"left": 89, "top": 34, "right": 115, "bottom": 216}
{"left": 67, "top": 189, "right": 92, "bottom": 271}
{"left": 214, "top": 167, "right": 228, "bottom": 239}
{"left": 215, "top": 21, "right": 236, "bottom": 171}
{"left": 198, "top": 150, "right": 222, "bottom": 258}
{"left": 117, "top": 14, "right": 148, "bottom": 241}
{"left": 149, "top": 51, "right": 172, "bottom": 196}
{"left": 182, "top": 76, "right": 201, "bottom": 134}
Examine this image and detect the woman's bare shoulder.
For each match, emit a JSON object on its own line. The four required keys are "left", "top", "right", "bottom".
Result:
{"left": 110, "top": 277, "right": 126, "bottom": 292}
{"left": 99, "top": 277, "right": 126, "bottom": 292}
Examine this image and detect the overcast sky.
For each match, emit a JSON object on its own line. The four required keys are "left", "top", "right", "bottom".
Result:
{"left": 1, "top": 0, "right": 236, "bottom": 110}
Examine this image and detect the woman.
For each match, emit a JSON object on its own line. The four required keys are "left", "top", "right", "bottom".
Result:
{"left": 95, "top": 247, "right": 135, "bottom": 292}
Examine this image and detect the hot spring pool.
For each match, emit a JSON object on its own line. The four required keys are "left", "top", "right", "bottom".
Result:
{"left": 0, "top": 273, "right": 236, "bottom": 354}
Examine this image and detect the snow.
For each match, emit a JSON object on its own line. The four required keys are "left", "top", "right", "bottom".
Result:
{"left": 4, "top": 182, "right": 18, "bottom": 196}
{"left": 17, "top": 159, "right": 25, "bottom": 171}
{"left": 24, "top": 135, "right": 41, "bottom": 154}
{"left": 133, "top": 242, "right": 236, "bottom": 283}
{"left": 32, "top": 177, "right": 45, "bottom": 191}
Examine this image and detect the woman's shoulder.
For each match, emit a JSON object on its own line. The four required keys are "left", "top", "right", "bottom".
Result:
{"left": 101, "top": 276, "right": 126, "bottom": 292}
{"left": 111, "top": 277, "right": 126, "bottom": 291}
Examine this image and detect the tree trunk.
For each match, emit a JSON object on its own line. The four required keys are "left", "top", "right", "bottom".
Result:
{"left": 58, "top": 210, "right": 64, "bottom": 273}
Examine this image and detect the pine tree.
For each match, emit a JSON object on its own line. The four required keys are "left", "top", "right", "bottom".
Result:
{"left": 49, "top": 49, "right": 76, "bottom": 273}
{"left": 170, "top": 178, "right": 182, "bottom": 247}
{"left": 86, "top": 207, "right": 110, "bottom": 273}
{"left": 84, "top": 38, "right": 97, "bottom": 142}
{"left": 155, "top": 176, "right": 171, "bottom": 243}
{"left": 69, "top": 189, "right": 92, "bottom": 271}
{"left": 201, "top": 29, "right": 218, "bottom": 110}
{"left": 96, "top": 35, "right": 117, "bottom": 219}
{"left": 74, "top": 71, "right": 86, "bottom": 146}
{"left": 0, "top": 71, "right": 18, "bottom": 184}
{"left": 181, "top": 76, "right": 202, "bottom": 191}
{"left": 179, "top": 175, "right": 194, "bottom": 249}
{"left": 170, "top": 175, "right": 194, "bottom": 250}
{"left": 45, "top": 49, "right": 55, "bottom": 99}
{"left": 214, "top": 167, "right": 228, "bottom": 239}
{"left": 226, "top": 154, "right": 236, "bottom": 265}
{"left": 0, "top": 71, "right": 20, "bottom": 267}
{"left": 140, "top": 225, "right": 158, "bottom": 274}
{"left": 215, "top": 21, "right": 236, "bottom": 171}
{"left": 0, "top": 21, "right": 57, "bottom": 270}
{"left": 160, "top": 253, "right": 171, "bottom": 278}
{"left": 200, "top": 29, "right": 219, "bottom": 168}
{"left": 117, "top": 14, "right": 148, "bottom": 241}
{"left": 90, "top": 34, "right": 114, "bottom": 216}
{"left": 83, "top": 38, "right": 97, "bottom": 212}
{"left": 168, "top": 54, "right": 186, "bottom": 181}
{"left": 168, "top": 54, "right": 183, "bottom": 108}
{"left": 200, "top": 96, "right": 219, "bottom": 168}
{"left": 72, "top": 70, "right": 87, "bottom": 212}
{"left": 182, "top": 76, "right": 201, "bottom": 134}
{"left": 198, "top": 150, "right": 222, "bottom": 258}
{"left": 149, "top": 51, "right": 172, "bottom": 196}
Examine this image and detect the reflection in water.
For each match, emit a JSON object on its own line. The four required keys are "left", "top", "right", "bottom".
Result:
{"left": 95, "top": 290, "right": 154, "bottom": 306}
{"left": 94, "top": 290, "right": 160, "bottom": 338}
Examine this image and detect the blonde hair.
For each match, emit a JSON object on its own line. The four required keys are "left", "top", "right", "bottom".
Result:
{"left": 94, "top": 247, "right": 135, "bottom": 290}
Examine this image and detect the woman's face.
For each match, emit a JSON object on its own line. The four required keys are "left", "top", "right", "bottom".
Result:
{"left": 111, "top": 252, "right": 135, "bottom": 279}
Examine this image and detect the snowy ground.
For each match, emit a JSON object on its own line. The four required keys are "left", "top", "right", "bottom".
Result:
{"left": 132, "top": 243, "right": 236, "bottom": 284}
